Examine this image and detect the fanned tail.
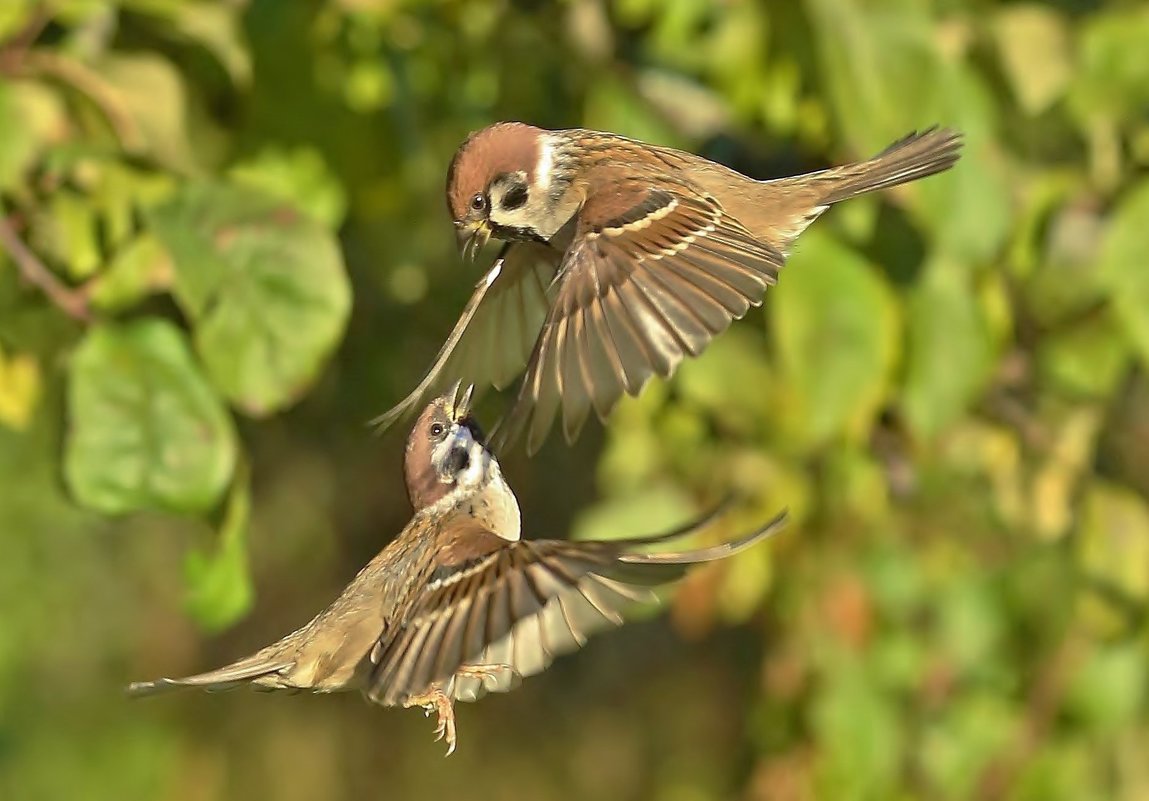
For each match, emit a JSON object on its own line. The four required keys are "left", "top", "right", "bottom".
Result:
{"left": 818, "top": 127, "right": 964, "bottom": 204}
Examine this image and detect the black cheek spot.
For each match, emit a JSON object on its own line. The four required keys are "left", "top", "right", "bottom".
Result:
{"left": 501, "top": 182, "right": 528, "bottom": 211}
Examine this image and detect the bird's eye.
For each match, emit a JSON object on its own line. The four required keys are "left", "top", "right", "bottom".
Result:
{"left": 429, "top": 422, "right": 445, "bottom": 437}
{"left": 470, "top": 193, "right": 486, "bottom": 212}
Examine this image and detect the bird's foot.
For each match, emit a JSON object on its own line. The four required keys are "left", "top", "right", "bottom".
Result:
{"left": 405, "top": 687, "right": 457, "bottom": 756}
{"left": 456, "top": 662, "right": 520, "bottom": 691}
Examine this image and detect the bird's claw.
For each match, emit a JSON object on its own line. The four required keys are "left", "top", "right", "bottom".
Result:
{"left": 457, "top": 662, "right": 520, "bottom": 690}
{"left": 408, "top": 687, "right": 458, "bottom": 756}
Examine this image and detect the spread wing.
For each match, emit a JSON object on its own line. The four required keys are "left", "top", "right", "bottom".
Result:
{"left": 490, "top": 185, "right": 785, "bottom": 454}
{"left": 371, "top": 242, "right": 557, "bottom": 433}
{"left": 366, "top": 507, "right": 788, "bottom": 707}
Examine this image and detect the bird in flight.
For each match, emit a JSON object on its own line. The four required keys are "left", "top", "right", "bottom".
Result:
{"left": 373, "top": 123, "right": 963, "bottom": 453}
{"left": 129, "top": 385, "right": 788, "bottom": 754}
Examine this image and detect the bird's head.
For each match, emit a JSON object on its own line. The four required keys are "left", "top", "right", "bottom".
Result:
{"left": 446, "top": 122, "right": 573, "bottom": 261}
{"left": 404, "top": 383, "right": 491, "bottom": 510}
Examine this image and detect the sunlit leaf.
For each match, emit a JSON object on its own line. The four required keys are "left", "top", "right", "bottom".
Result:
{"left": 1078, "top": 482, "right": 1149, "bottom": 603}
{"left": 170, "top": 2, "right": 252, "bottom": 86}
{"left": 88, "top": 233, "right": 174, "bottom": 312}
{"left": 0, "top": 345, "right": 42, "bottom": 431}
{"left": 183, "top": 469, "right": 254, "bottom": 631}
{"left": 1098, "top": 181, "right": 1149, "bottom": 369}
{"left": 150, "top": 182, "right": 351, "bottom": 416}
{"left": 812, "top": 668, "right": 902, "bottom": 799}
{"left": 65, "top": 318, "right": 236, "bottom": 514}
{"left": 1068, "top": 7, "right": 1149, "bottom": 127}
{"left": 97, "top": 53, "right": 196, "bottom": 170}
{"left": 571, "top": 482, "right": 696, "bottom": 543}
{"left": 32, "top": 190, "right": 101, "bottom": 279}
{"left": 1038, "top": 312, "right": 1131, "bottom": 399}
{"left": 804, "top": 0, "right": 1011, "bottom": 262}
{"left": 229, "top": 146, "right": 348, "bottom": 228}
{"left": 902, "top": 261, "right": 994, "bottom": 438}
{"left": 803, "top": 0, "right": 939, "bottom": 153}
{"left": 920, "top": 692, "right": 1019, "bottom": 799}
{"left": 1065, "top": 642, "right": 1145, "bottom": 734}
{"left": 992, "top": 5, "right": 1072, "bottom": 115}
{"left": 772, "top": 231, "right": 900, "bottom": 446}
{"left": 0, "top": 80, "right": 67, "bottom": 191}
{"left": 675, "top": 328, "right": 773, "bottom": 431}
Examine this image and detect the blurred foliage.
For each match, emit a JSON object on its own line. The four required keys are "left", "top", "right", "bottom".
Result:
{"left": 1, "top": 0, "right": 1148, "bottom": 799}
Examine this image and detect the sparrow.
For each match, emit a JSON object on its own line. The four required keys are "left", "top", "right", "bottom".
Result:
{"left": 373, "top": 123, "right": 963, "bottom": 453}
{"left": 128, "top": 384, "right": 788, "bottom": 755}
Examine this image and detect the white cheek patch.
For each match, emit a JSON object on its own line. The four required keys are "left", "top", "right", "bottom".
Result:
{"left": 536, "top": 137, "right": 554, "bottom": 194}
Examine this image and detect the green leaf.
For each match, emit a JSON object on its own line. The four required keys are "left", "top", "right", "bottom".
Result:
{"left": 33, "top": 190, "right": 101, "bottom": 280}
{"left": 812, "top": 668, "right": 902, "bottom": 800}
{"left": 1069, "top": 7, "right": 1149, "bottom": 127}
{"left": 0, "top": 80, "right": 67, "bottom": 191}
{"left": 1078, "top": 481, "right": 1149, "bottom": 602}
{"left": 1065, "top": 642, "right": 1145, "bottom": 734}
{"left": 150, "top": 182, "right": 351, "bottom": 416}
{"left": 913, "top": 65, "right": 1012, "bottom": 264}
{"left": 571, "top": 482, "right": 697, "bottom": 543}
{"left": 804, "top": 0, "right": 1011, "bottom": 262}
{"left": 675, "top": 327, "right": 773, "bottom": 430}
{"left": 803, "top": 0, "right": 939, "bottom": 154}
{"left": 229, "top": 146, "right": 348, "bottom": 228}
{"left": 992, "top": 5, "right": 1072, "bottom": 116}
{"left": 902, "top": 262, "right": 994, "bottom": 438}
{"left": 88, "top": 233, "right": 173, "bottom": 312}
{"left": 772, "top": 231, "right": 900, "bottom": 446}
{"left": 65, "top": 318, "right": 236, "bottom": 515}
{"left": 183, "top": 469, "right": 254, "bottom": 631}
{"left": 170, "top": 2, "right": 252, "bottom": 86}
{"left": 97, "top": 53, "right": 196, "bottom": 171}
{"left": 1038, "top": 312, "right": 1131, "bottom": 399}
{"left": 1098, "top": 181, "right": 1149, "bottom": 369}
{"left": 0, "top": 344, "right": 42, "bottom": 431}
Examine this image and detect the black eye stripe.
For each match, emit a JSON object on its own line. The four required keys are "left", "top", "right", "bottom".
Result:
{"left": 501, "top": 183, "right": 528, "bottom": 210}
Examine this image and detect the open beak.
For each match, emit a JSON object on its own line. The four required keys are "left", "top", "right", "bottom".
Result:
{"left": 446, "top": 380, "right": 475, "bottom": 419}
{"left": 455, "top": 220, "right": 491, "bottom": 264}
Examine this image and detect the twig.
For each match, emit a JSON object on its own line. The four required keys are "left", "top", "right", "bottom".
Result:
{"left": 0, "top": 5, "right": 51, "bottom": 74}
{"left": 0, "top": 213, "right": 90, "bottom": 322}
{"left": 18, "top": 50, "right": 143, "bottom": 150}
{"left": 974, "top": 633, "right": 1083, "bottom": 799}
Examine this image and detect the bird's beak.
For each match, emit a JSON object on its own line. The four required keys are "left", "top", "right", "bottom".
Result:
{"left": 455, "top": 220, "right": 491, "bottom": 264}
{"left": 445, "top": 380, "right": 475, "bottom": 419}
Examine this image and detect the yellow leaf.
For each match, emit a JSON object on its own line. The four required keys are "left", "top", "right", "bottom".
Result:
{"left": 993, "top": 5, "right": 1072, "bottom": 115}
{"left": 1079, "top": 481, "right": 1149, "bottom": 603}
{"left": 0, "top": 347, "right": 43, "bottom": 431}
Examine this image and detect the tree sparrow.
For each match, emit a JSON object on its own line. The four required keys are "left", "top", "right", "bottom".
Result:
{"left": 129, "top": 385, "right": 788, "bottom": 754}
{"left": 374, "top": 123, "right": 963, "bottom": 454}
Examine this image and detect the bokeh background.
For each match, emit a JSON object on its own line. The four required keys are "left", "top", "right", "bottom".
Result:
{"left": 2, "top": 0, "right": 1149, "bottom": 799}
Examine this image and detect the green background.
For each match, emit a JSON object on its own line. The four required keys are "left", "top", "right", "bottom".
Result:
{"left": 2, "top": 0, "right": 1148, "bottom": 799}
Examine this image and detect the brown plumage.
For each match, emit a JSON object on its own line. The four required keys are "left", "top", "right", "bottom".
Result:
{"left": 128, "top": 385, "right": 789, "bottom": 754}
{"left": 375, "top": 123, "right": 964, "bottom": 453}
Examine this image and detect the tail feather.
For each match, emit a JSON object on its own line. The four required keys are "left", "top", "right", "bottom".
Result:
{"left": 818, "top": 127, "right": 963, "bottom": 205}
{"left": 125, "top": 654, "right": 292, "bottom": 698}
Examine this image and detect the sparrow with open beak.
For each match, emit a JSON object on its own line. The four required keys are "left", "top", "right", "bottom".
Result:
{"left": 373, "top": 123, "right": 963, "bottom": 453}
{"left": 129, "top": 385, "right": 788, "bottom": 754}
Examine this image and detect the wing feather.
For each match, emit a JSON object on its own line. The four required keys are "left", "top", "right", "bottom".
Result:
{"left": 367, "top": 507, "right": 788, "bottom": 706}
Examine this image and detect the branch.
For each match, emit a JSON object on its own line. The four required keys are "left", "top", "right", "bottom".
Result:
{"left": 0, "top": 213, "right": 91, "bottom": 322}
{"left": 974, "top": 634, "right": 1083, "bottom": 800}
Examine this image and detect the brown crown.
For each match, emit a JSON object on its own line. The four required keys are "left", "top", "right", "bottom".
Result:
{"left": 445, "top": 122, "right": 542, "bottom": 221}
{"left": 403, "top": 387, "right": 481, "bottom": 511}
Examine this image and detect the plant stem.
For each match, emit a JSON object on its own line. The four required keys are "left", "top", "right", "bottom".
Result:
{"left": 0, "top": 214, "right": 90, "bottom": 322}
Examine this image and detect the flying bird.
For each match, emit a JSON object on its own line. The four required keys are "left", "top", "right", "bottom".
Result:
{"left": 373, "top": 123, "right": 963, "bottom": 453}
{"left": 128, "top": 385, "right": 788, "bottom": 754}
